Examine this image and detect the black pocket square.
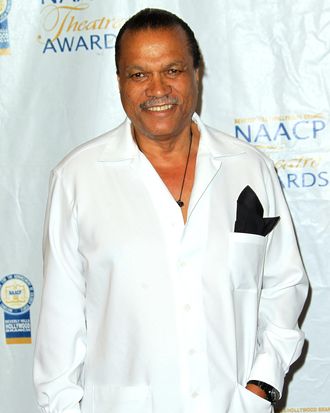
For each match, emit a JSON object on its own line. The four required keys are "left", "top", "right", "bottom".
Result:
{"left": 234, "top": 186, "right": 280, "bottom": 236}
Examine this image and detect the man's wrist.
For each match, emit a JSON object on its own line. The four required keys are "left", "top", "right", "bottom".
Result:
{"left": 246, "top": 380, "right": 280, "bottom": 404}
{"left": 246, "top": 382, "right": 267, "bottom": 399}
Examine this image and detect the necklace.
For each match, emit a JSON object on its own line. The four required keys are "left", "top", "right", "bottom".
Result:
{"left": 177, "top": 130, "right": 193, "bottom": 208}
{"left": 132, "top": 126, "right": 193, "bottom": 208}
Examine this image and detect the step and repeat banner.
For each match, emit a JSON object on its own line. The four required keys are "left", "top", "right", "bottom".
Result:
{"left": 0, "top": 1, "right": 329, "bottom": 412}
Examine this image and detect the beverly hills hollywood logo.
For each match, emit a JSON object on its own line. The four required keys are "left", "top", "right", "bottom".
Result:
{"left": 0, "top": 0, "right": 12, "bottom": 55}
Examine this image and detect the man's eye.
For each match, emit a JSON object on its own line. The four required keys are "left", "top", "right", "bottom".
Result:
{"left": 167, "top": 68, "right": 180, "bottom": 75}
{"left": 130, "top": 72, "right": 145, "bottom": 79}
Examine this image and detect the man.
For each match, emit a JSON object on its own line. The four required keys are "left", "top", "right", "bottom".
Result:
{"left": 34, "top": 8, "right": 308, "bottom": 413}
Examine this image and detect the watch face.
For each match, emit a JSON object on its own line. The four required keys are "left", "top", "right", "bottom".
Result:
{"left": 270, "top": 387, "right": 280, "bottom": 402}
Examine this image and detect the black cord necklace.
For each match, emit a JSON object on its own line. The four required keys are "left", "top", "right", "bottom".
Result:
{"left": 132, "top": 127, "right": 193, "bottom": 208}
{"left": 177, "top": 131, "right": 193, "bottom": 208}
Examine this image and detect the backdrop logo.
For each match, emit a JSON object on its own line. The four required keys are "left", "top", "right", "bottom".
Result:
{"left": 0, "top": 0, "right": 12, "bottom": 55}
{"left": 282, "top": 407, "right": 330, "bottom": 412}
{"left": 275, "top": 156, "right": 329, "bottom": 190}
{"left": 41, "top": 0, "right": 81, "bottom": 3}
{"left": 38, "top": 0, "right": 125, "bottom": 53}
{"left": 234, "top": 114, "right": 326, "bottom": 150}
{"left": 0, "top": 274, "right": 34, "bottom": 344}
{"left": 234, "top": 114, "right": 329, "bottom": 191}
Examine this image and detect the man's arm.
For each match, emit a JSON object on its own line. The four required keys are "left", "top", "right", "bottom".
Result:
{"left": 34, "top": 169, "right": 86, "bottom": 413}
{"left": 247, "top": 160, "right": 308, "bottom": 401}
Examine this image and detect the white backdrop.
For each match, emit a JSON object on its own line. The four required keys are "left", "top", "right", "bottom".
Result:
{"left": 0, "top": 1, "right": 329, "bottom": 412}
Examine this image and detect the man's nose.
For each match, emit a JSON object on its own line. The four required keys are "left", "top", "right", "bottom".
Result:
{"left": 146, "top": 74, "right": 172, "bottom": 97}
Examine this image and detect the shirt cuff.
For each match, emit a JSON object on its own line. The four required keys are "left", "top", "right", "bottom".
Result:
{"left": 248, "top": 352, "right": 284, "bottom": 397}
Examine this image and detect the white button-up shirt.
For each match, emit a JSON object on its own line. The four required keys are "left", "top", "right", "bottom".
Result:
{"left": 34, "top": 114, "right": 308, "bottom": 413}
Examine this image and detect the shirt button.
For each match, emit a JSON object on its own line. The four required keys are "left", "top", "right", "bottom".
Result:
{"left": 191, "top": 391, "right": 199, "bottom": 398}
{"left": 188, "top": 348, "right": 196, "bottom": 355}
{"left": 184, "top": 304, "right": 191, "bottom": 312}
{"left": 178, "top": 261, "right": 186, "bottom": 268}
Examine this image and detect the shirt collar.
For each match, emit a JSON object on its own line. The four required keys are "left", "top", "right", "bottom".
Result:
{"left": 98, "top": 113, "right": 245, "bottom": 162}
{"left": 97, "top": 118, "right": 139, "bottom": 162}
{"left": 192, "top": 113, "right": 246, "bottom": 158}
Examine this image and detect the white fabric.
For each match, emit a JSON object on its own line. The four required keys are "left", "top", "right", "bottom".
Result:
{"left": 33, "top": 115, "right": 307, "bottom": 413}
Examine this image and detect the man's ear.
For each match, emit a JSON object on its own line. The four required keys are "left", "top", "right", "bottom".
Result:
{"left": 195, "top": 68, "right": 200, "bottom": 83}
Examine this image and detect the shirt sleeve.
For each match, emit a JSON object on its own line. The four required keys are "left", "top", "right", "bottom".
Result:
{"left": 33, "top": 169, "right": 86, "bottom": 413}
{"left": 248, "top": 160, "right": 309, "bottom": 396}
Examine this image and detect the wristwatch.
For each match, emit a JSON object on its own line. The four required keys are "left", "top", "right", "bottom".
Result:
{"left": 247, "top": 380, "right": 280, "bottom": 404}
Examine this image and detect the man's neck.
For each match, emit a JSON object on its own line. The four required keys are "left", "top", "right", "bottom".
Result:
{"left": 132, "top": 122, "right": 199, "bottom": 164}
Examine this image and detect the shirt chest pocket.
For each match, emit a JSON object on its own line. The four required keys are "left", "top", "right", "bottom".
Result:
{"left": 228, "top": 232, "right": 267, "bottom": 290}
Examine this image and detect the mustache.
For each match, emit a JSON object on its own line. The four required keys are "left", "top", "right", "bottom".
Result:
{"left": 140, "top": 96, "right": 179, "bottom": 110}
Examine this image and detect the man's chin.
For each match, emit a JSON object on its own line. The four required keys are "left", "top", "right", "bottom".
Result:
{"left": 136, "top": 121, "right": 181, "bottom": 140}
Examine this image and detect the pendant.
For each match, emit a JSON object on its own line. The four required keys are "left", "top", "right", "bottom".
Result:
{"left": 177, "top": 200, "right": 184, "bottom": 207}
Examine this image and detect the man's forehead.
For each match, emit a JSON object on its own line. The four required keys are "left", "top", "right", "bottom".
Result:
{"left": 119, "top": 27, "right": 191, "bottom": 66}
{"left": 121, "top": 25, "right": 188, "bottom": 46}
{"left": 124, "top": 60, "right": 188, "bottom": 72}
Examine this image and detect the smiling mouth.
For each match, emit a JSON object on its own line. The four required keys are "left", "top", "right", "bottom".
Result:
{"left": 146, "top": 104, "right": 175, "bottom": 112}
{"left": 140, "top": 96, "right": 178, "bottom": 112}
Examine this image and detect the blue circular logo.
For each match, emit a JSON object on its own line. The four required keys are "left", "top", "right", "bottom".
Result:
{"left": 0, "top": 274, "right": 34, "bottom": 315}
{"left": 0, "top": 0, "right": 12, "bottom": 23}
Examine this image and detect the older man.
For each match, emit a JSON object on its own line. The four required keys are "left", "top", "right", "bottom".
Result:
{"left": 34, "top": 8, "right": 308, "bottom": 413}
